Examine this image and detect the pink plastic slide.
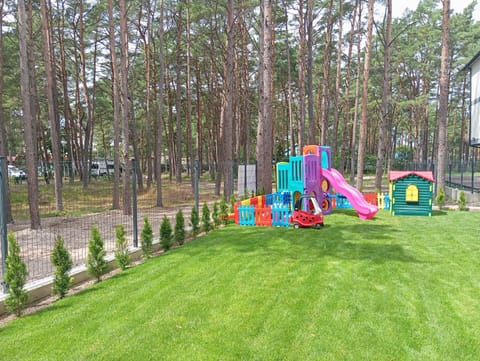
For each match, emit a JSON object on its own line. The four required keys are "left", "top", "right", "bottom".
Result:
{"left": 322, "top": 168, "right": 378, "bottom": 220}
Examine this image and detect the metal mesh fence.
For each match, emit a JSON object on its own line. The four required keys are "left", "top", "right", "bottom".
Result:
{"left": 394, "top": 159, "right": 480, "bottom": 192}
{"left": 0, "top": 161, "right": 224, "bottom": 288}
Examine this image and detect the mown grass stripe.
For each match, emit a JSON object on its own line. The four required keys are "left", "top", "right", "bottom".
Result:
{"left": 1, "top": 210, "right": 480, "bottom": 360}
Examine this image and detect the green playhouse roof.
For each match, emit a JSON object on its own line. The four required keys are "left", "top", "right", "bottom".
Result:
{"left": 388, "top": 171, "right": 435, "bottom": 182}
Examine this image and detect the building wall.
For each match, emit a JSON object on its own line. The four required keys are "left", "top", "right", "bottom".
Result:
{"left": 391, "top": 175, "right": 433, "bottom": 216}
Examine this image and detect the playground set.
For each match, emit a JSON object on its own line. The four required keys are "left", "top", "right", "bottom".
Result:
{"left": 233, "top": 145, "right": 379, "bottom": 228}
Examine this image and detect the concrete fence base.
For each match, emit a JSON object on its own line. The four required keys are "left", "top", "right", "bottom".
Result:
{"left": 0, "top": 244, "right": 159, "bottom": 317}
{"left": 445, "top": 186, "right": 480, "bottom": 204}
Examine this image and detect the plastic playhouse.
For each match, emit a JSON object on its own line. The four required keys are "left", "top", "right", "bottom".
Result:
{"left": 388, "top": 171, "right": 435, "bottom": 216}
{"left": 232, "top": 145, "right": 379, "bottom": 228}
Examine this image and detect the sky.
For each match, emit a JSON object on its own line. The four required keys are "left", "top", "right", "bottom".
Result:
{"left": 393, "top": 0, "right": 480, "bottom": 20}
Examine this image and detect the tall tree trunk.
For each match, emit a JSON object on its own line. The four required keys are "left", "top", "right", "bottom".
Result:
{"left": 137, "top": 5, "right": 153, "bottom": 190}
{"left": 195, "top": 59, "right": 203, "bottom": 171}
{"left": 356, "top": 0, "right": 374, "bottom": 191}
{"left": 130, "top": 101, "right": 143, "bottom": 192}
{"left": 320, "top": 0, "right": 334, "bottom": 146}
{"left": 239, "top": 4, "right": 251, "bottom": 164}
{"left": 186, "top": 1, "right": 193, "bottom": 185}
{"left": 18, "top": 0, "right": 40, "bottom": 229}
{"left": 108, "top": 0, "right": 121, "bottom": 209}
{"left": 283, "top": 0, "right": 295, "bottom": 156}
{"left": 306, "top": 0, "right": 315, "bottom": 144}
{"left": 0, "top": 2, "right": 13, "bottom": 222}
{"left": 341, "top": 0, "right": 358, "bottom": 172}
{"left": 79, "top": 0, "right": 94, "bottom": 189}
{"left": 40, "top": 0, "right": 63, "bottom": 211}
{"left": 375, "top": 0, "right": 392, "bottom": 192}
{"left": 175, "top": 8, "right": 183, "bottom": 184}
{"left": 166, "top": 80, "right": 175, "bottom": 181}
{"left": 256, "top": 0, "right": 274, "bottom": 194}
{"left": 436, "top": 0, "right": 450, "bottom": 192}
{"left": 156, "top": 0, "right": 165, "bottom": 207}
{"left": 56, "top": 0, "right": 74, "bottom": 183}
{"left": 120, "top": 0, "right": 131, "bottom": 215}
{"left": 350, "top": 1, "right": 362, "bottom": 184}
{"left": 332, "top": 0, "right": 343, "bottom": 159}
{"left": 220, "top": 0, "right": 235, "bottom": 200}
{"left": 297, "top": 0, "right": 306, "bottom": 151}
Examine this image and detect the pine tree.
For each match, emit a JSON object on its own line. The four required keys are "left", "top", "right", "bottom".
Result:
{"left": 4, "top": 233, "right": 28, "bottom": 316}
{"left": 174, "top": 209, "right": 186, "bottom": 245}
{"left": 229, "top": 195, "right": 236, "bottom": 213}
{"left": 436, "top": 187, "right": 446, "bottom": 210}
{"left": 458, "top": 191, "right": 467, "bottom": 211}
{"left": 212, "top": 201, "right": 220, "bottom": 228}
{"left": 160, "top": 215, "right": 173, "bottom": 251}
{"left": 141, "top": 217, "right": 153, "bottom": 258}
{"left": 220, "top": 195, "right": 229, "bottom": 225}
{"left": 87, "top": 226, "right": 108, "bottom": 282}
{"left": 51, "top": 235, "right": 73, "bottom": 299}
{"left": 202, "top": 202, "right": 211, "bottom": 233}
{"left": 190, "top": 206, "right": 200, "bottom": 236}
{"left": 114, "top": 224, "right": 130, "bottom": 270}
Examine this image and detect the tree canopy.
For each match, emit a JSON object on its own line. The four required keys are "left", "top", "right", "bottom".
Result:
{"left": 1, "top": 0, "right": 479, "bottom": 217}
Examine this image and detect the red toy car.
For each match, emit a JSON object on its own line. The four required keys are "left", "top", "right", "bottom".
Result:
{"left": 290, "top": 195, "right": 325, "bottom": 229}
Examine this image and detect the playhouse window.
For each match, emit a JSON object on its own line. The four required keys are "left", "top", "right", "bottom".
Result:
{"left": 406, "top": 184, "right": 419, "bottom": 203}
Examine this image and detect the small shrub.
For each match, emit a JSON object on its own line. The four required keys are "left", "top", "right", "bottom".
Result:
{"left": 174, "top": 209, "right": 186, "bottom": 245}
{"left": 115, "top": 225, "right": 130, "bottom": 270}
{"left": 160, "top": 215, "right": 173, "bottom": 251}
{"left": 436, "top": 187, "right": 446, "bottom": 210}
{"left": 229, "top": 195, "right": 236, "bottom": 213}
{"left": 202, "top": 202, "right": 211, "bottom": 233}
{"left": 212, "top": 201, "right": 220, "bottom": 228}
{"left": 87, "top": 226, "right": 108, "bottom": 282}
{"left": 4, "top": 233, "right": 28, "bottom": 316}
{"left": 190, "top": 206, "right": 200, "bottom": 236}
{"left": 141, "top": 217, "right": 153, "bottom": 258}
{"left": 458, "top": 191, "right": 468, "bottom": 211}
{"left": 51, "top": 235, "right": 73, "bottom": 299}
{"left": 219, "top": 195, "right": 229, "bottom": 225}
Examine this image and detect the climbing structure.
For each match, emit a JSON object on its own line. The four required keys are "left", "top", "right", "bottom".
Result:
{"left": 234, "top": 144, "right": 379, "bottom": 227}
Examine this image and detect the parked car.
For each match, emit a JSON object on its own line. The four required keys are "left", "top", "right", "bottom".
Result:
{"left": 7, "top": 165, "right": 27, "bottom": 182}
{"left": 91, "top": 159, "right": 114, "bottom": 177}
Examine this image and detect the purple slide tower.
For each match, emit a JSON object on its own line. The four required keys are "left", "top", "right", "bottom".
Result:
{"left": 303, "top": 154, "right": 324, "bottom": 211}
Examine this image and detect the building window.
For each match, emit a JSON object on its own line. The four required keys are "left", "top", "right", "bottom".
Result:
{"left": 406, "top": 184, "right": 419, "bottom": 202}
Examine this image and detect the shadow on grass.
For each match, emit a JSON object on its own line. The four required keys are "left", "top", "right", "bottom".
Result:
{"left": 190, "top": 222, "right": 420, "bottom": 264}
{"left": 432, "top": 210, "right": 448, "bottom": 216}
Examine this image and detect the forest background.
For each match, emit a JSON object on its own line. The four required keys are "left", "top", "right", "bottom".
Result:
{"left": 0, "top": 0, "right": 479, "bottom": 229}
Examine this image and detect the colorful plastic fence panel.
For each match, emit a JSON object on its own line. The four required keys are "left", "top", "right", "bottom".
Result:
{"left": 272, "top": 205, "right": 291, "bottom": 227}
{"left": 334, "top": 194, "right": 352, "bottom": 209}
{"left": 364, "top": 192, "right": 378, "bottom": 206}
{"left": 383, "top": 193, "right": 390, "bottom": 210}
{"left": 238, "top": 205, "right": 255, "bottom": 225}
{"left": 281, "top": 192, "right": 291, "bottom": 206}
{"left": 265, "top": 193, "right": 273, "bottom": 206}
{"left": 272, "top": 192, "right": 283, "bottom": 204}
{"left": 255, "top": 207, "right": 272, "bottom": 226}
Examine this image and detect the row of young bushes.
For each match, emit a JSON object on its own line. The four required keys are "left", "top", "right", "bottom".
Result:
{"left": 3, "top": 198, "right": 232, "bottom": 318}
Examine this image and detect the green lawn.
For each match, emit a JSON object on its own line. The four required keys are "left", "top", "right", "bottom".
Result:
{"left": 2, "top": 210, "right": 480, "bottom": 360}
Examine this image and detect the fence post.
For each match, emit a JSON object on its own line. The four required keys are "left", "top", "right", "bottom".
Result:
{"left": 472, "top": 155, "right": 476, "bottom": 193}
{"left": 132, "top": 158, "right": 138, "bottom": 248}
{"left": 230, "top": 160, "right": 234, "bottom": 199}
{"left": 194, "top": 160, "right": 199, "bottom": 213}
{"left": 0, "top": 157, "right": 8, "bottom": 292}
